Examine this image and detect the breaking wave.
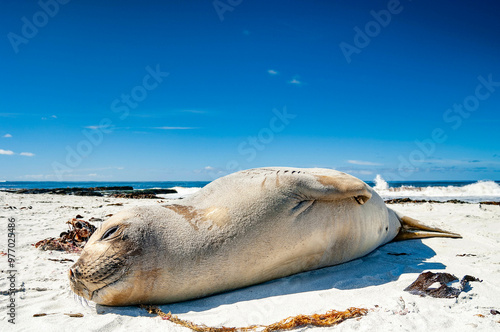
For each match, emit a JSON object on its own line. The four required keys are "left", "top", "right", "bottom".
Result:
{"left": 372, "top": 175, "right": 500, "bottom": 202}
{"left": 156, "top": 186, "right": 202, "bottom": 199}
{"left": 373, "top": 174, "right": 389, "bottom": 191}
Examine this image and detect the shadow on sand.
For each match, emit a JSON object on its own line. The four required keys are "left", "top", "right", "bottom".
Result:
{"left": 97, "top": 238, "right": 447, "bottom": 317}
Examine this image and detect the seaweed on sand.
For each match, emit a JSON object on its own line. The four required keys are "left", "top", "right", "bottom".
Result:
{"left": 34, "top": 219, "right": 97, "bottom": 253}
{"left": 141, "top": 305, "right": 368, "bottom": 332}
{"left": 404, "top": 271, "right": 482, "bottom": 298}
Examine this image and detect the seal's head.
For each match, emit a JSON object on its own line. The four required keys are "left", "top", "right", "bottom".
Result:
{"left": 69, "top": 208, "right": 161, "bottom": 306}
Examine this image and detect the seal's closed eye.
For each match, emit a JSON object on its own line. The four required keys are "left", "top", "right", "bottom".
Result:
{"left": 101, "top": 226, "right": 119, "bottom": 241}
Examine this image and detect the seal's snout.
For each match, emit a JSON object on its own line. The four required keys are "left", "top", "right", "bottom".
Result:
{"left": 68, "top": 266, "right": 84, "bottom": 285}
{"left": 69, "top": 266, "right": 80, "bottom": 279}
{"left": 68, "top": 262, "right": 87, "bottom": 284}
{"left": 68, "top": 263, "right": 82, "bottom": 283}
{"left": 69, "top": 263, "right": 92, "bottom": 300}
{"left": 68, "top": 263, "right": 79, "bottom": 282}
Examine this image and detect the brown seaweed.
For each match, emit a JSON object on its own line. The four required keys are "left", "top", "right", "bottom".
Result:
{"left": 404, "top": 271, "right": 482, "bottom": 298}
{"left": 141, "top": 305, "right": 368, "bottom": 332}
{"left": 34, "top": 219, "right": 97, "bottom": 253}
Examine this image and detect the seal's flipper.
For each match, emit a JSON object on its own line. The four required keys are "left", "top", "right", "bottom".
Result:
{"left": 237, "top": 167, "right": 373, "bottom": 204}
{"left": 290, "top": 170, "right": 372, "bottom": 204}
{"left": 394, "top": 215, "right": 462, "bottom": 241}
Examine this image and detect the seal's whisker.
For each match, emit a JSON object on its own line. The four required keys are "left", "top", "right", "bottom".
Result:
{"left": 73, "top": 293, "right": 91, "bottom": 307}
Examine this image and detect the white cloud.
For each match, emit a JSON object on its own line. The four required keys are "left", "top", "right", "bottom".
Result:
{"left": 22, "top": 174, "right": 45, "bottom": 180}
{"left": 51, "top": 115, "right": 57, "bottom": 118}
{"left": 347, "top": 160, "right": 382, "bottom": 166}
{"left": 268, "top": 69, "right": 278, "bottom": 75}
{"left": 420, "top": 159, "right": 479, "bottom": 165}
{"left": 0, "top": 113, "right": 19, "bottom": 118}
{"left": 288, "top": 78, "right": 301, "bottom": 85}
{"left": 156, "top": 127, "right": 197, "bottom": 130}
{"left": 194, "top": 166, "right": 226, "bottom": 175}
{"left": 3, "top": 134, "right": 12, "bottom": 138}
{"left": 0, "top": 149, "right": 14, "bottom": 155}
{"left": 20, "top": 152, "right": 35, "bottom": 157}
{"left": 182, "top": 110, "right": 206, "bottom": 114}
{"left": 85, "top": 125, "right": 103, "bottom": 130}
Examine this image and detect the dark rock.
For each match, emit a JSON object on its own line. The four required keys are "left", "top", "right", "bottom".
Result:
{"left": 8, "top": 186, "right": 176, "bottom": 198}
{"left": 446, "top": 199, "right": 468, "bottom": 204}
{"left": 109, "top": 193, "right": 161, "bottom": 199}
{"left": 480, "top": 201, "right": 500, "bottom": 205}
{"left": 385, "top": 198, "right": 468, "bottom": 204}
{"left": 15, "top": 189, "right": 51, "bottom": 194}
{"left": 74, "top": 191, "right": 103, "bottom": 196}
{"left": 138, "top": 189, "right": 177, "bottom": 195}
{"left": 107, "top": 188, "right": 177, "bottom": 199}
{"left": 91, "top": 186, "right": 133, "bottom": 191}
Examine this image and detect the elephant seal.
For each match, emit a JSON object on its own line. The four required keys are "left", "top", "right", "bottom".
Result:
{"left": 69, "top": 167, "right": 460, "bottom": 306}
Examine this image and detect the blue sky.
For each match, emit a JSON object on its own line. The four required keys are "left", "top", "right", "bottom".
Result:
{"left": 1, "top": 0, "right": 499, "bottom": 181}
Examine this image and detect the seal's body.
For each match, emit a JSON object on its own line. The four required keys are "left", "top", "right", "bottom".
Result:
{"left": 69, "top": 167, "right": 460, "bottom": 306}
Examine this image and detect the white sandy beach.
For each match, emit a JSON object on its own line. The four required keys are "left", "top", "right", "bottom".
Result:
{"left": 1, "top": 191, "right": 499, "bottom": 331}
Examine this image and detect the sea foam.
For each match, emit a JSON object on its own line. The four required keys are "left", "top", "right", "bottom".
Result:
{"left": 372, "top": 175, "right": 500, "bottom": 202}
{"left": 157, "top": 186, "right": 202, "bottom": 199}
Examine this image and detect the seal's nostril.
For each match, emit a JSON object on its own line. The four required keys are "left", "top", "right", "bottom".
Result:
{"left": 69, "top": 267, "right": 81, "bottom": 278}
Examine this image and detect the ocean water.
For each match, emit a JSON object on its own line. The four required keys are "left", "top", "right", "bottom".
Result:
{"left": 0, "top": 181, "right": 209, "bottom": 190}
{"left": 1, "top": 177, "right": 499, "bottom": 202}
